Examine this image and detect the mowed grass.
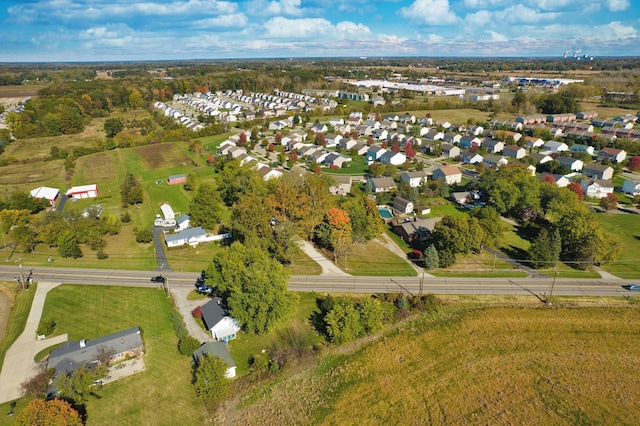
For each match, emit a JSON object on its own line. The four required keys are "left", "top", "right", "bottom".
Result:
{"left": 0, "top": 159, "right": 67, "bottom": 198}
{"left": 233, "top": 304, "right": 640, "bottom": 425}
{"left": 345, "top": 239, "right": 417, "bottom": 276}
{"left": 38, "top": 285, "right": 207, "bottom": 425}
{"left": 596, "top": 213, "right": 640, "bottom": 278}
{"left": 0, "top": 282, "right": 36, "bottom": 372}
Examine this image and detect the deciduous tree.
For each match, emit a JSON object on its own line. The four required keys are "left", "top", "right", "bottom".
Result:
{"left": 16, "top": 399, "right": 82, "bottom": 426}
{"left": 192, "top": 354, "right": 230, "bottom": 408}
{"left": 189, "top": 183, "right": 223, "bottom": 230}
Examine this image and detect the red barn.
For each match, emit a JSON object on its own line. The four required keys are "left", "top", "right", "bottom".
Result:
{"left": 167, "top": 174, "right": 187, "bottom": 185}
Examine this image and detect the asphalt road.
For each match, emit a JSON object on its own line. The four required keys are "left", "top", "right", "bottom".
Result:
{"left": 0, "top": 265, "right": 636, "bottom": 298}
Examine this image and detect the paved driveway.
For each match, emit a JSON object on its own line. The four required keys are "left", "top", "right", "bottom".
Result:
{"left": 0, "top": 281, "right": 67, "bottom": 404}
{"left": 152, "top": 226, "right": 172, "bottom": 272}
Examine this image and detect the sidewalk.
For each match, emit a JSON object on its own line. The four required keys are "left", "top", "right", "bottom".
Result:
{"left": 297, "top": 240, "right": 351, "bottom": 277}
{"left": 0, "top": 281, "right": 67, "bottom": 404}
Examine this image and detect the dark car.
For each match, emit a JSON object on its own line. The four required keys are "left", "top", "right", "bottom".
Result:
{"left": 622, "top": 284, "right": 640, "bottom": 291}
{"left": 151, "top": 275, "right": 165, "bottom": 283}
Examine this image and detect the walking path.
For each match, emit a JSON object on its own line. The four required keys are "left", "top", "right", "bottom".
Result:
{"left": 0, "top": 281, "right": 68, "bottom": 404}
{"left": 593, "top": 266, "right": 622, "bottom": 281}
{"left": 297, "top": 240, "right": 351, "bottom": 277}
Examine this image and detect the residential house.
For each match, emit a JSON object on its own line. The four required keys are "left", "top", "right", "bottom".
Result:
{"left": 483, "top": 154, "right": 508, "bottom": 169}
{"left": 529, "top": 152, "right": 553, "bottom": 165}
{"left": 524, "top": 136, "right": 544, "bottom": 149}
{"left": 451, "top": 192, "right": 471, "bottom": 205}
{"left": 598, "top": 147, "right": 627, "bottom": 163}
{"left": 503, "top": 131, "right": 523, "bottom": 143}
{"left": 400, "top": 170, "right": 429, "bottom": 188}
{"left": 48, "top": 327, "right": 144, "bottom": 394}
{"left": 176, "top": 214, "right": 191, "bottom": 231}
{"left": 543, "top": 141, "right": 569, "bottom": 152}
{"left": 442, "top": 133, "right": 462, "bottom": 145}
{"left": 217, "top": 140, "right": 236, "bottom": 155}
{"left": 468, "top": 125, "right": 484, "bottom": 136}
{"left": 329, "top": 175, "right": 352, "bottom": 195}
{"left": 461, "top": 151, "right": 483, "bottom": 165}
{"left": 441, "top": 143, "right": 461, "bottom": 159}
{"left": 582, "top": 163, "right": 614, "bottom": 180}
{"left": 392, "top": 217, "right": 441, "bottom": 243}
{"left": 325, "top": 133, "right": 343, "bottom": 147}
{"left": 422, "top": 129, "right": 444, "bottom": 140}
{"left": 539, "top": 172, "right": 570, "bottom": 188}
{"left": 66, "top": 184, "right": 99, "bottom": 199}
{"left": 432, "top": 166, "right": 462, "bottom": 185}
{"left": 581, "top": 178, "right": 614, "bottom": 199}
{"left": 372, "top": 128, "right": 389, "bottom": 141}
{"left": 460, "top": 136, "right": 481, "bottom": 149}
{"left": 366, "top": 145, "right": 387, "bottom": 164}
{"left": 502, "top": 145, "right": 526, "bottom": 159}
{"left": 557, "top": 156, "right": 584, "bottom": 172}
{"left": 200, "top": 297, "right": 241, "bottom": 342}
{"left": 30, "top": 186, "right": 60, "bottom": 207}
{"left": 165, "top": 226, "right": 208, "bottom": 248}
{"left": 353, "top": 143, "right": 369, "bottom": 156}
{"left": 323, "top": 153, "right": 351, "bottom": 168}
{"left": 340, "top": 138, "right": 358, "bottom": 150}
{"left": 329, "top": 117, "right": 344, "bottom": 126}
{"left": 393, "top": 196, "right": 414, "bottom": 214}
{"left": 622, "top": 179, "right": 640, "bottom": 196}
{"left": 379, "top": 151, "right": 407, "bottom": 166}
{"left": 368, "top": 176, "right": 397, "bottom": 193}
{"left": 484, "top": 139, "right": 504, "bottom": 154}
{"left": 310, "top": 123, "right": 328, "bottom": 133}
{"left": 570, "top": 144, "right": 595, "bottom": 156}
{"left": 193, "top": 342, "right": 237, "bottom": 379}
{"left": 577, "top": 111, "right": 598, "bottom": 120}
{"left": 257, "top": 165, "right": 283, "bottom": 180}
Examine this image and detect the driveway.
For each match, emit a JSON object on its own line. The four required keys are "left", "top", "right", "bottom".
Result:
{"left": 170, "top": 286, "right": 214, "bottom": 343}
{"left": 151, "top": 226, "right": 172, "bottom": 272}
{"left": 55, "top": 194, "right": 68, "bottom": 212}
{"left": 297, "top": 240, "right": 351, "bottom": 277}
{"left": 0, "top": 281, "right": 68, "bottom": 404}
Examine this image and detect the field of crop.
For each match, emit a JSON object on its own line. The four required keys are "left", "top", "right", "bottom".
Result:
{"left": 232, "top": 303, "right": 640, "bottom": 425}
{"left": 34, "top": 285, "right": 208, "bottom": 425}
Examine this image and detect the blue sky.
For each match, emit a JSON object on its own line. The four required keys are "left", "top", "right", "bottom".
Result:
{"left": 1, "top": 0, "right": 639, "bottom": 62}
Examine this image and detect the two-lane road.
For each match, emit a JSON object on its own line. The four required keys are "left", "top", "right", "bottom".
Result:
{"left": 0, "top": 265, "right": 636, "bottom": 297}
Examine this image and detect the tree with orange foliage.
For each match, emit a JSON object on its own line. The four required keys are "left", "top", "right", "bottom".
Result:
{"left": 16, "top": 399, "right": 83, "bottom": 426}
{"left": 317, "top": 207, "right": 352, "bottom": 266}
{"left": 567, "top": 182, "right": 584, "bottom": 201}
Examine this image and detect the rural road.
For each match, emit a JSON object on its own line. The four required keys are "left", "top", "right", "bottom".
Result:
{"left": 0, "top": 266, "right": 635, "bottom": 298}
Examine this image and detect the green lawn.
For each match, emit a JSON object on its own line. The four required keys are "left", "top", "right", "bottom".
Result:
{"left": 0, "top": 283, "right": 36, "bottom": 372}
{"left": 35, "top": 285, "right": 207, "bottom": 425}
{"left": 286, "top": 248, "right": 323, "bottom": 275}
{"left": 322, "top": 156, "right": 368, "bottom": 175}
{"left": 595, "top": 213, "right": 640, "bottom": 278}
{"left": 345, "top": 239, "right": 417, "bottom": 277}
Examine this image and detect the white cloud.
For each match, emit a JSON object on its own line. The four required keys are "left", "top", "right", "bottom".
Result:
{"left": 464, "top": 10, "right": 492, "bottom": 27}
{"left": 462, "top": 0, "right": 510, "bottom": 8}
{"left": 192, "top": 13, "right": 248, "bottom": 28}
{"left": 263, "top": 17, "right": 371, "bottom": 39}
{"left": 606, "top": 0, "right": 630, "bottom": 12}
{"left": 399, "top": 0, "right": 459, "bottom": 26}
{"left": 486, "top": 30, "right": 508, "bottom": 42}
{"left": 606, "top": 21, "right": 637, "bottom": 38}
{"left": 494, "top": 5, "right": 560, "bottom": 24}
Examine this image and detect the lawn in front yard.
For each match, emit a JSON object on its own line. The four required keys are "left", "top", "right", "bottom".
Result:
{"left": 37, "top": 285, "right": 207, "bottom": 424}
{"left": 595, "top": 212, "right": 640, "bottom": 278}
{"left": 344, "top": 239, "right": 417, "bottom": 276}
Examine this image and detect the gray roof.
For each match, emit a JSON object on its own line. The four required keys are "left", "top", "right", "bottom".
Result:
{"left": 201, "top": 297, "right": 228, "bottom": 330}
{"left": 583, "top": 163, "right": 612, "bottom": 172}
{"left": 397, "top": 217, "right": 441, "bottom": 235}
{"left": 48, "top": 327, "right": 143, "bottom": 376}
{"left": 176, "top": 214, "right": 190, "bottom": 226}
{"left": 164, "top": 226, "right": 206, "bottom": 244}
{"left": 168, "top": 173, "right": 187, "bottom": 180}
{"left": 193, "top": 342, "right": 236, "bottom": 368}
{"left": 369, "top": 176, "right": 397, "bottom": 189}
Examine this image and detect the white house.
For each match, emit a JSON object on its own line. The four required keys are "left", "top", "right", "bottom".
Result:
{"left": 400, "top": 171, "right": 428, "bottom": 188}
{"left": 598, "top": 147, "right": 627, "bottom": 163}
{"left": 524, "top": 136, "right": 544, "bottom": 149}
{"left": 379, "top": 151, "right": 407, "bottom": 166}
{"left": 165, "top": 227, "right": 209, "bottom": 247}
{"left": 200, "top": 298, "right": 241, "bottom": 343}
{"left": 366, "top": 145, "right": 387, "bottom": 164}
{"left": 393, "top": 196, "right": 414, "bottom": 214}
{"left": 502, "top": 145, "right": 526, "bottom": 159}
{"left": 583, "top": 163, "right": 614, "bottom": 180}
{"left": 30, "top": 186, "right": 60, "bottom": 207}
{"left": 581, "top": 179, "right": 614, "bottom": 199}
{"left": 557, "top": 156, "right": 584, "bottom": 172}
{"left": 193, "top": 342, "right": 237, "bottom": 379}
{"left": 368, "top": 176, "right": 397, "bottom": 193}
{"left": 529, "top": 152, "right": 553, "bottom": 165}
{"left": 175, "top": 214, "right": 191, "bottom": 230}
{"left": 432, "top": 166, "right": 462, "bottom": 185}
{"left": 543, "top": 141, "right": 569, "bottom": 152}
{"left": 461, "top": 151, "right": 483, "bottom": 165}
{"left": 325, "top": 133, "right": 343, "bottom": 147}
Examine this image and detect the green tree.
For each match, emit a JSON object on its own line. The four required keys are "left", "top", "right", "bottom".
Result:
{"left": 431, "top": 215, "right": 484, "bottom": 257}
{"left": 184, "top": 173, "right": 197, "bottom": 191}
{"left": 325, "top": 302, "right": 363, "bottom": 344}
{"left": 470, "top": 206, "right": 509, "bottom": 248}
{"left": 178, "top": 336, "right": 201, "bottom": 356}
{"left": 56, "top": 364, "right": 107, "bottom": 402}
{"left": 189, "top": 183, "right": 223, "bottom": 230}
{"left": 528, "top": 228, "right": 554, "bottom": 269}
{"left": 128, "top": 89, "right": 144, "bottom": 108}
{"left": 57, "top": 230, "right": 83, "bottom": 259}
{"left": 358, "top": 298, "right": 384, "bottom": 334}
{"left": 206, "top": 242, "right": 294, "bottom": 334}
{"left": 104, "top": 117, "right": 125, "bottom": 138}
{"left": 16, "top": 398, "right": 82, "bottom": 426}
{"left": 423, "top": 244, "right": 440, "bottom": 270}
{"left": 342, "top": 196, "right": 384, "bottom": 242}
{"left": 134, "top": 227, "right": 153, "bottom": 243}
{"left": 192, "top": 354, "right": 231, "bottom": 407}
{"left": 120, "top": 173, "right": 143, "bottom": 207}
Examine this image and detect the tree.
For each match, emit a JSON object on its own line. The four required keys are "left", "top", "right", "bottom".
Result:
{"left": 528, "top": 227, "right": 561, "bottom": 269}
{"left": 325, "top": 302, "right": 363, "bottom": 344}
{"left": 192, "top": 354, "right": 231, "bottom": 408}
{"left": 56, "top": 364, "right": 107, "bottom": 402}
{"left": 104, "top": 117, "right": 124, "bottom": 138}
{"left": 205, "top": 242, "right": 294, "bottom": 334}
{"left": 431, "top": 215, "right": 484, "bottom": 257}
{"left": 317, "top": 207, "right": 352, "bottom": 265}
{"left": 189, "top": 183, "right": 223, "bottom": 230}
{"left": 470, "top": 206, "right": 509, "bottom": 248}
{"left": 184, "top": 173, "right": 197, "bottom": 191}
{"left": 600, "top": 193, "right": 618, "bottom": 211}
{"left": 342, "top": 196, "right": 384, "bottom": 242}
{"left": 16, "top": 399, "right": 82, "bottom": 426}
{"left": 128, "top": 89, "right": 144, "bottom": 108}
{"left": 628, "top": 156, "right": 640, "bottom": 171}
{"left": 120, "top": 173, "right": 143, "bottom": 207}
{"left": 134, "top": 227, "right": 153, "bottom": 243}
{"left": 567, "top": 182, "right": 584, "bottom": 201}
{"left": 358, "top": 298, "right": 384, "bottom": 334}
{"left": 178, "top": 336, "right": 201, "bottom": 356}
{"left": 57, "top": 230, "right": 83, "bottom": 259}
{"left": 423, "top": 244, "right": 440, "bottom": 270}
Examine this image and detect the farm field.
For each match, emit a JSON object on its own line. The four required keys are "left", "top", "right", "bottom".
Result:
{"left": 231, "top": 303, "right": 640, "bottom": 425}
{"left": 31, "top": 285, "right": 208, "bottom": 425}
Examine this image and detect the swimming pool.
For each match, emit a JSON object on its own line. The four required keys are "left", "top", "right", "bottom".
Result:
{"left": 378, "top": 207, "right": 394, "bottom": 219}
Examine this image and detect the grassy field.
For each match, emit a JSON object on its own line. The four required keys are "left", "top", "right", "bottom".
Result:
{"left": 343, "top": 239, "right": 417, "bottom": 277}
{"left": 322, "top": 156, "right": 368, "bottom": 175}
{"left": 0, "top": 85, "right": 41, "bottom": 98}
{"left": 0, "top": 282, "right": 36, "bottom": 371}
{"left": 232, "top": 303, "right": 640, "bottom": 425}
{"left": 34, "top": 285, "right": 208, "bottom": 425}
{"left": 595, "top": 213, "right": 640, "bottom": 278}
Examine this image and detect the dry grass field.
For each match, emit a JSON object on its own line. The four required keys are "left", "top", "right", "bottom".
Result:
{"left": 0, "top": 85, "right": 40, "bottom": 99}
{"left": 136, "top": 143, "right": 193, "bottom": 169}
{"left": 231, "top": 303, "right": 640, "bottom": 425}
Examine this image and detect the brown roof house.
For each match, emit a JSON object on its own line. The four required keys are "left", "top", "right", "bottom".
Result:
{"left": 393, "top": 217, "right": 442, "bottom": 243}
{"left": 432, "top": 166, "right": 462, "bottom": 185}
{"left": 393, "top": 196, "right": 414, "bottom": 214}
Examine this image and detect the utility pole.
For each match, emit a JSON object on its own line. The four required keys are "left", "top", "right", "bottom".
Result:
{"left": 18, "top": 264, "right": 26, "bottom": 291}
{"left": 547, "top": 269, "right": 558, "bottom": 305}
{"left": 162, "top": 266, "right": 169, "bottom": 298}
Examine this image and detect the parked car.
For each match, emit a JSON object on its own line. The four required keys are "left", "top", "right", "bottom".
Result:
{"left": 151, "top": 275, "right": 165, "bottom": 283}
{"left": 622, "top": 284, "right": 640, "bottom": 291}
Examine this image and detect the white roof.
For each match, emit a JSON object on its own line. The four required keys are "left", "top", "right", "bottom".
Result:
{"left": 67, "top": 184, "right": 97, "bottom": 194}
{"left": 30, "top": 186, "right": 59, "bottom": 200}
{"left": 160, "top": 203, "right": 175, "bottom": 220}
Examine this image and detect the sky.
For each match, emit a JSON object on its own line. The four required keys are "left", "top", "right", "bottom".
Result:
{"left": 0, "top": 0, "right": 639, "bottom": 62}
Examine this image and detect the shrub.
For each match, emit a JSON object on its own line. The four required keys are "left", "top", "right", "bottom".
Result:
{"left": 96, "top": 250, "right": 109, "bottom": 259}
{"left": 134, "top": 227, "right": 153, "bottom": 243}
{"left": 249, "top": 353, "right": 270, "bottom": 376}
{"left": 120, "top": 211, "right": 131, "bottom": 223}
{"left": 36, "top": 320, "right": 55, "bottom": 336}
{"left": 178, "top": 336, "right": 201, "bottom": 356}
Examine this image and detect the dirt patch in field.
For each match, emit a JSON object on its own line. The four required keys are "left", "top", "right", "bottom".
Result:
{"left": 135, "top": 143, "right": 192, "bottom": 169}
